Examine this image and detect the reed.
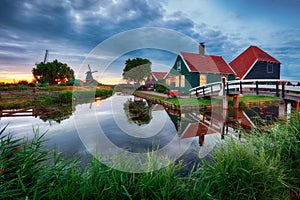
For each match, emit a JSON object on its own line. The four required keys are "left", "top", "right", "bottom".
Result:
{"left": 0, "top": 114, "right": 299, "bottom": 199}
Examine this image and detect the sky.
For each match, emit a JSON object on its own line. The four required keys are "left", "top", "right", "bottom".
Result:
{"left": 0, "top": 0, "right": 300, "bottom": 84}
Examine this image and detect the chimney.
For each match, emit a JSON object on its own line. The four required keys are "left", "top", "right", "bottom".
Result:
{"left": 199, "top": 42, "right": 205, "bottom": 55}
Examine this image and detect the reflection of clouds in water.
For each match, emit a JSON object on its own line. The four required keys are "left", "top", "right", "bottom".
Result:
{"left": 198, "top": 133, "right": 222, "bottom": 158}
{"left": 75, "top": 95, "right": 195, "bottom": 173}
{"left": 1, "top": 116, "right": 52, "bottom": 139}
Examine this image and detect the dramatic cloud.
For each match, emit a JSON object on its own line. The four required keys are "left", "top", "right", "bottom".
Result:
{"left": 0, "top": 0, "right": 299, "bottom": 83}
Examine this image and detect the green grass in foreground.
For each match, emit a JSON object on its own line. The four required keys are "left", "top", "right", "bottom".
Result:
{"left": 0, "top": 114, "right": 299, "bottom": 199}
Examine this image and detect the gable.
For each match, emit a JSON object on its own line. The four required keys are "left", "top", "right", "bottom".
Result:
{"left": 171, "top": 55, "right": 191, "bottom": 74}
{"left": 152, "top": 72, "right": 168, "bottom": 81}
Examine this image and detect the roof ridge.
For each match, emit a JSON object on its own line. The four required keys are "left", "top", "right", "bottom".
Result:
{"left": 250, "top": 46, "right": 258, "bottom": 58}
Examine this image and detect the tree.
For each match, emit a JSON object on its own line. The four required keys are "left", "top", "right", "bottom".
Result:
{"left": 32, "top": 60, "right": 74, "bottom": 86}
{"left": 122, "top": 58, "right": 151, "bottom": 85}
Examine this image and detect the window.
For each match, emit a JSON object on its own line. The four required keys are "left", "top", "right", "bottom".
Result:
{"left": 200, "top": 74, "right": 207, "bottom": 86}
{"left": 177, "top": 60, "right": 181, "bottom": 71}
{"left": 180, "top": 75, "right": 185, "bottom": 88}
{"left": 175, "top": 76, "right": 179, "bottom": 87}
{"left": 166, "top": 78, "right": 171, "bottom": 87}
{"left": 267, "top": 63, "right": 273, "bottom": 73}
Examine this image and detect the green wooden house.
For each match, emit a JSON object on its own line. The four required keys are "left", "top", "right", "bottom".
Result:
{"left": 165, "top": 43, "right": 235, "bottom": 92}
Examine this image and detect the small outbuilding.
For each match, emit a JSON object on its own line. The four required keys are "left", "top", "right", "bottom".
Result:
{"left": 145, "top": 72, "right": 168, "bottom": 89}
{"left": 229, "top": 46, "right": 281, "bottom": 80}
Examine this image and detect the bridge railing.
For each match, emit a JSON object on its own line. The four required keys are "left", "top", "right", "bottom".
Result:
{"left": 189, "top": 82, "right": 222, "bottom": 97}
{"left": 226, "top": 79, "right": 300, "bottom": 98}
{"left": 190, "top": 79, "right": 300, "bottom": 99}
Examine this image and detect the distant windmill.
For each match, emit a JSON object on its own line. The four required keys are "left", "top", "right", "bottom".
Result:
{"left": 43, "top": 49, "right": 49, "bottom": 63}
{"left": 35, "top": 49, "right": 49, "bottom": 66}
{"left": 85, "top": 64, "right": 98, "bottom": 85}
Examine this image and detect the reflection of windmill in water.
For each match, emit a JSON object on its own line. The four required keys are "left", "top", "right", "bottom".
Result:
{"left": 85, "top": 64, "right": 99, "bottom": 86}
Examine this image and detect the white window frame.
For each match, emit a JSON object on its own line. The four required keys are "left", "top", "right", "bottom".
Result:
{"left": 177, "top": 60, "right": 181, "bottom": 71}
{"left": 267, "top": 63, "right": 273, "bottom": 73}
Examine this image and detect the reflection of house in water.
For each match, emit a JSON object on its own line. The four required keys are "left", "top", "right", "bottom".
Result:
{"left": 166, "top": 105, "right": 280, "bottom": 147}
{"left": 167, "top": 108, "right": 225, "bottom": 146}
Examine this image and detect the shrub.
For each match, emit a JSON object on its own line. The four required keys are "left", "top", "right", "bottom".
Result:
{"left": 155, "top": 84, "right": 169, "bottom": 93}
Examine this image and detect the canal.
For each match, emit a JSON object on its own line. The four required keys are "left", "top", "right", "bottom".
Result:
{"left": 0, "top": 94, "right": 283, "bottom": 169}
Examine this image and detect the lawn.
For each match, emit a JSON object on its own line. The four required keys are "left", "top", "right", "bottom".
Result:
{"left": 233, "top": 95, "right": 280, "bottom": 103}
{"left": 165, "top": 97, "right": 211, "bottom": 106}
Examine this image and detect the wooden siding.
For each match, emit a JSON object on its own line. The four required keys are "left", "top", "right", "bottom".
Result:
{"left": 245, "top": 61, "right": 280, "bottom": 79}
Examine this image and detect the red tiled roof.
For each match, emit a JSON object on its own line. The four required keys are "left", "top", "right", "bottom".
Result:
{"left": 229, "top": 46, "right": 280, "bottom": 79}
{"left": 180, "top": 52, "right": 235, "bottom": 74}
{"left": 151, "top": 72, "right": 168, "bottom": 81}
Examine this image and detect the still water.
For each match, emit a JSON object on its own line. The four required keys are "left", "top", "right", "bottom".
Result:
{"left": 0, "top": 94, "right": 280, "bottom": 166}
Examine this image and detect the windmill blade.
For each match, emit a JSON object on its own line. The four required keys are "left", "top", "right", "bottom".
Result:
{"left": 91, "top": 71, "right": 98, "bottom": 73}
{"left": 88, "top": 64, "right": 91, "bottom": 72}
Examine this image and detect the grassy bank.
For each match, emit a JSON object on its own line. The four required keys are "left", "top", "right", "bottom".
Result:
{"left": 133, "top": 91, "right": 211, "bottom": 106}
{"left": 165, "top": 97, "right": 211, "bottom": 106}
{"left": 0, "top": 86, "right": 114, "bottom": 110}
{"left": 134, "top": 91, "right": 280, "bottom": 108}
{"left": 0, "top": 114, "right": 299, "bottom": 199}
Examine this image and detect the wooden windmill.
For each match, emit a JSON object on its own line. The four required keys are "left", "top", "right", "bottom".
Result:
{"left": 85, "top": 64, "right": 98, "bottom": 85}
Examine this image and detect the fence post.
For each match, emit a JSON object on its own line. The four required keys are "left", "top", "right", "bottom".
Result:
{"left": 282, "top": 82, "right": 285, "bottom": 99}
{"left": 226, "top": 82, "right": 229, "bottom": 95}
{"left": 240, "top": 81, "right": 243, "bottom": 94}
{"left": 276, "top": 81, "right": 279, "bottom": 97}
{"left": 256, "top": 81, "right": 259, "bottom": 95}
{"left": 222, "top": 77, "right": 226, "bottom": 96}
{"left": 202, "top": 87, "right": 205, "bottom": 96}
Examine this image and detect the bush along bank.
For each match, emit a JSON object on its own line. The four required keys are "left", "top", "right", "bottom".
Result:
{"left": 0, "top": 115, "right": 299, "bottom": 199}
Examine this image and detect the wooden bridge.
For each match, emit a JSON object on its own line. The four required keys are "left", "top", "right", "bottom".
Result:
{"left": 189, "top": 79, "right": 300, "bottom": 111}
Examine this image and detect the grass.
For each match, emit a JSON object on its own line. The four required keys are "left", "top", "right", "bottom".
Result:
{"left": 165, "top": 97, "right": 211, "bottom": 106}
{"left": 0, "top": 100, "right": 33, "bottom": 110}
{"left": 195, "top": 140, "right": 287, "bottom": 199}
{"left": 0, "top": 114, "right": 299, "bottom": 199}
{"left": 133, "top": 91, "right": 166, "bottom": 100}
{"left": 229, "top": 95, "right": 280, "bottom": 103}
{"left": 0, "top": 86, "right": 114, "bottom": 109}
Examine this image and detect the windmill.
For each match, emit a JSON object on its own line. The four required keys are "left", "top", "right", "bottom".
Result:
{"left": 35, "top": 49, "right": 49, "bottom": 66}
{"left": 85, "top": 64, "right": 98, "bottom": 85}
